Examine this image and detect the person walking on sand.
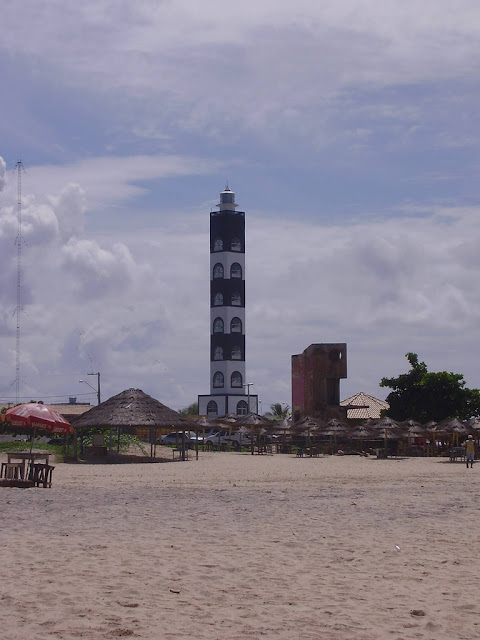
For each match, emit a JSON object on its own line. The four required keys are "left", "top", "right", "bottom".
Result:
{"left": 465, "top": 434, "right": 475, "bottom": 469}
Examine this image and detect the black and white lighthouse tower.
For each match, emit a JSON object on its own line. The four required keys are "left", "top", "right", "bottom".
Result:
{"left": 198, "top": 186, "right": 257, "bottom": 418}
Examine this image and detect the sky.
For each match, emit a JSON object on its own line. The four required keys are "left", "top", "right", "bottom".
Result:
{"left": 1, "top": 0, "right": 480, "bottom": 412}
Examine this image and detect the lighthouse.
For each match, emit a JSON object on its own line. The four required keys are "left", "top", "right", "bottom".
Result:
{"left": 198, "top": 186, "right": 257, "bottom": 417}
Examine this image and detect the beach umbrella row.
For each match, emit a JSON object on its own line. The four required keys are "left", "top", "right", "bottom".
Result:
{"left": 190, "top": 412, "right": 480, "bottom": 446}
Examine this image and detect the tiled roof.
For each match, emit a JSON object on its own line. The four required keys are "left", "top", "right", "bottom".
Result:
{"left": 0, "top": 403, "right": 92, "bottom": 416}
{"left": 50, "top": 403, "right": 93, "bottom": 415}
{"left": 340, "top": 392, "right": 389, "bottom": 420}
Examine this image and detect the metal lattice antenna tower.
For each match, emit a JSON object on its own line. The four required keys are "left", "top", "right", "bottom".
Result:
{"left": 14, "top": 160, "right": 25, "bottom": 403}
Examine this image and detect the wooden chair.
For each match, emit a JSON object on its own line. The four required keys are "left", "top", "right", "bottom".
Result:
{"left": 2, "top": 462, "right": 23, "bottom": 480}
{"left": 31, "top": 463, "right": 55, "bottom": 487}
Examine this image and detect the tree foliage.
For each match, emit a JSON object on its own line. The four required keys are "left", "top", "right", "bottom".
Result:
{"left": 380, "top": 352, "right": 480, "bottom": 422}
{"left": 269, "top": 403, "right": 290, "bottom": 420}
{"left": 179, "top": 402, "right": 198, "bottom": 416}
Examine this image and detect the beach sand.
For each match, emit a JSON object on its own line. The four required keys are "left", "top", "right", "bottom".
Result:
{"left": 1, "top": 450, "right": 479, "bottom": 639}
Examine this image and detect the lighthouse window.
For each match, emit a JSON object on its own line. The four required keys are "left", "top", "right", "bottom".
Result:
{"left": 231, "top": 345, "right": 242, "bottom": 360}
{"left": 231, "top": 371, "right": 243, "bottom": 387}
{"left": 230, "top": 263, "right": 242, "bottom": 279}
{"left": 214, "top": 346, "right": 223, "bottom": 360}
{"left": 213, "top": 237, "right": 223, "bottom": 252}
{"left": 236, "top": 400, "right": 248, "bottom": 416}
{"left": 231, "top": 237, "right": 241, "bottom": 251}
{"left": 231, "top": 291, "right": 241, "bottom": 306}
{"left": 213, "top": 317, "right": 224, "bottom": 333}
{"left": 230, "top": 317, "right": 242, "bottom": 333}
{"left": 213, "top": 292, "right": 223, "bottom": 306}
{"left": 213, "top": 263, "right": 224, "bottom": 279}
{"left": 207, "top": 400, "right": 218, "bottom": 416}
{"left": 213, "top": 372, "right": 224, "bottom": 388}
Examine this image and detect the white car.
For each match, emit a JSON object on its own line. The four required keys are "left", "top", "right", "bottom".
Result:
{"left": 204, "top": 430, "right": 252, "bottom": 451}
{"left": 161, "top": 431, "right": 203, "bottom": 448}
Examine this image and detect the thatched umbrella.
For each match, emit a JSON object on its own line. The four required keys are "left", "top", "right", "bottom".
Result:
{"left": 193, "top": 415, "right": 217, "bottom": 447}
{"left": 324, "top": 418, "right": 349, "bottom": 450}
{"left": 439, "top": 417, "right": 469, "bottom": 447}
{"left": 421, "top": 420, "right": 449, "bottom": 454}
{"left": 291, "top": 416, "right": 326, "bottom": 450}
{"left": 267, "top": 417, "right": 293, "bottom": 433}
{"left": 195, "top": 416, "right": 216, "bottom": 427}
{"left": 468, "top": 417, "right": 480, "bottom": 431}
{"left": 72, "top": 388, "right": 197, "bottom": 460}
{"left": 440, "top": 417, "right": 468, "bottom": 434}
{"left": 367, "top": 416, "right": 402, "bottom": 457}
{"left": 467, "top": 418, "right": 480, "bottom": 449}
{"left": 237, "top": 413, "right": 271, "bottom": 454}
{"left": 397, "top": 419, "right": 427, "bottom": 451}
{"left": 263, "top": 418, "right": 294, "bottom": 453}
{"left": 265, "top": 417, "right": 293, "bottom": 437}
{"left": 399, "top": 419, "right": 425, "bottom": 434}
{"left": 350, "top": 424, "right": 374, "bottom": 452}
{"left": 213, "top": 413, "right": 238, "bottom": 424}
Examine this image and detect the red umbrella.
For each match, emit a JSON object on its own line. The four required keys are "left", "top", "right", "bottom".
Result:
{"left": 4, "top": 401, "right": 74, "bottom": 435}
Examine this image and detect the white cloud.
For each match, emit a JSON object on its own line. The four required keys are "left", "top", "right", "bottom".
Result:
{"left": 61, "top": 238, "right": 139, "bottom": 299}
{"left": 2, "top": 187, "right": 480, "bottom": 410}
{"left": 49, "top": 183, "right": 86, "bottom": 241}
{"left": 25, "top": 155, "right": 220, "bottom": 209}
{"left": 2, "top": 1, "right": 480, "bottom": 147}
{"left": 1, "top": 4, "right": 480, "bottom": 413}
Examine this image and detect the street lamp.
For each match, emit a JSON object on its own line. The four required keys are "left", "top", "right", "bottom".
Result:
{"left": 243, "top": 382, "right": 254, "bottom": 414}
{"left": 79, "top": 372, "right": 101, "bottom": 405}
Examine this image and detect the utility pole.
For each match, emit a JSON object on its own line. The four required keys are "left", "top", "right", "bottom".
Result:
{"left": 14, "top": 160, "right": 25, "bottom": 403}
{"left": 88, "top": 372, "right": 101, "bottom": 405}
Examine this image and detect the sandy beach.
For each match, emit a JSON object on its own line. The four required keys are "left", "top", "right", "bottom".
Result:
{"left": 1, "top": 450, "right": 479, "bottom": 640}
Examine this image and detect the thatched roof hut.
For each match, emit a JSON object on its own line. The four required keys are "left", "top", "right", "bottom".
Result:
{"left": 71, "top": 388, "right": 195, "bottom": 431}
{"left": 71, "top": 389, "right": 198, "bottom": 460}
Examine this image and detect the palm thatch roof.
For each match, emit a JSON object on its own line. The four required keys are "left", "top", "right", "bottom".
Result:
{"left": 71, "top": 388, "right": 197, "bottom": 431}
{"left": 324, "top": 418, "right": 349, "bottom": 437}
{"left": 438, "top": 417, "right": 469, "bottom": 434}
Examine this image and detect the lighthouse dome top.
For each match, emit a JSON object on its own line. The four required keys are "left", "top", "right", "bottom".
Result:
{"left": 218, "top": 185, "right": 237, "bottom": 209}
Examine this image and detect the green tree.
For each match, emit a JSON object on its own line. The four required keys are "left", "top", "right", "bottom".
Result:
{"left": 179, "top": 402, "right": 198, "bottom": 416}
{"left": 380, "top": 352, "right": 480, "bottom": 422}
{"left": 269, "top": 403, "right": 290, "bottom": 420}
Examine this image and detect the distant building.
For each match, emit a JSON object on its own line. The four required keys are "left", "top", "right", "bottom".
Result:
{"left": 291, "top": 343, "right": 347, "bottom": 421}
{"left": 0, "top": 398, "right": 92, "bottom": 425}
{"left": 340, "top": 392, "right": 389, "bottom": 421}
{"left": 198, "top": 186, "right": 257, "bottom": 418}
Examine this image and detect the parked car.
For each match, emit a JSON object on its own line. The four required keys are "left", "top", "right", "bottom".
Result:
{"left": 161, "top": 431, "right": 203, "bottom": 448}
{"left": 204, "top": 430, "right": 252, "bottom": 451}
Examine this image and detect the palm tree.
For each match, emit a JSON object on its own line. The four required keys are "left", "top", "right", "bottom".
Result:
{"left": 269, "top": 403, "right": 290, "bottom": 420}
